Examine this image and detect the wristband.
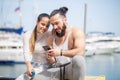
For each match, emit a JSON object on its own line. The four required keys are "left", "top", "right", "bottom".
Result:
{"left": 60, "top": 49, "right": 63, "bottom": 56}
{"left": 54, "top": 57, "right": 57, "bottom": 62}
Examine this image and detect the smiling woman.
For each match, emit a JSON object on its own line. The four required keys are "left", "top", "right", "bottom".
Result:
{"left": 15, "top": 13, "right": 53, "bottom": 80}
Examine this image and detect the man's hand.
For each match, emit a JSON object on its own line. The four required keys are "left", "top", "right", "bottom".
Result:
{"left": 46, "top": 52, "right": 56, "bottom": 64}
{"left": 47, "top": 48, "right": 61, "bottom": 56}
{"left": 46, "top": 56, "right": 56, "bottom": 64}
{"left": 46, "top": 48, "right": 60, "bottom": 64}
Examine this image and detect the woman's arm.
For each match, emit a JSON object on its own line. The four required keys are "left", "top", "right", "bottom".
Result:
{"left": 25, "top": 61, "right": 34, "bottom": 77}
{"left": 23, "top": 31, "right": 34, "bottom": 76}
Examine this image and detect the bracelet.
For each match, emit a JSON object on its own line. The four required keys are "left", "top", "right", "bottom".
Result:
{"left": 54, "top": 57, "right": 57, "bottom": 62}
{"left": 60, "top": 49, "right": 63, "bottom": 56}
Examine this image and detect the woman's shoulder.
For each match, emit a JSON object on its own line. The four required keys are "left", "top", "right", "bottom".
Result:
{"left": 44, "top": 31, "right": 52, "bottom": 36}
{"left": 23, "top": 30, "right": 33, "bottom": 38}
{"left": 24, "top": 30, "right": 32, "bottom": 35}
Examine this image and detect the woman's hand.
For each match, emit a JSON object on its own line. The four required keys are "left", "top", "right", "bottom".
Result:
{"left": 26, "top": 61, "right": 34, "bottom": 77}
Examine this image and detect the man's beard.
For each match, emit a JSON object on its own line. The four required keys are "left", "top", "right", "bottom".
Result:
{"left": 56, "top": 24, "right": 66, "bottom": 37}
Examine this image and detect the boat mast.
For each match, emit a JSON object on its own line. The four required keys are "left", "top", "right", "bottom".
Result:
{"left": 83, "top": 3, "right": 87, "bottom": 35}
{"left": 0, "top": 1, "right": 4, "bottom": 27}
{"left": 18, "top": 0, "right": 22, "bottom": 27}
{"left": 33, "top": 0, "right": 39, "bottom": 19}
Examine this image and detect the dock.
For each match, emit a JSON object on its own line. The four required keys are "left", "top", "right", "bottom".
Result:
{"left": 85, "top": 76, "right": 105, "bottom": 80}
{"left": 0, "top": 76, "right": 105, "bottom": 80}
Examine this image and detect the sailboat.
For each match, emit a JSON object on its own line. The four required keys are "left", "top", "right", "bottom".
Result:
{"left": 0, "top": 0, "right": 24, "bottom": 64}
{"left": 85, "top": 32, "right": 120, "bottom": 56}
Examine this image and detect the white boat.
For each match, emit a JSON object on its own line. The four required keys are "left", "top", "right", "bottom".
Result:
{"left": 85, "top": 32, "right": 120, "bottom": 56}
{"left": 0, "top": 28, "right": 24, "bottom": 64}
{"left": 112, "top": 37, "right": 120, "bottom": 53}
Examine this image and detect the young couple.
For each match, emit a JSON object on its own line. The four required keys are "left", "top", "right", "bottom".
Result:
{"left": 16, "top": 6, "right": 86, "bottom": 80}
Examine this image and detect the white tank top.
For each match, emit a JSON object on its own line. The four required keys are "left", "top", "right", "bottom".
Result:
{"left": 52, "top": 28, "right": 72, "bottom": 64}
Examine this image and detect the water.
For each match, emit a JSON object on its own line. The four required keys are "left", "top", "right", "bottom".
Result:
{"left": 0, "top": 64, "right": 26, "bottom": 78}
{"left": 0, "top": 53, "right": 120, "bottom": 80}
{"left": 85, "top": 53, "right": 120, "bottom": 80}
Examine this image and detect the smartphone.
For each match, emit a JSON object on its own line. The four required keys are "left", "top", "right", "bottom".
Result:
{"left": 42, "top": 45, "right": 51, "bottom": 50}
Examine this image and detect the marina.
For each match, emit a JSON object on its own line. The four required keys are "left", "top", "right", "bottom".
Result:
{"left": 0, "top": 0, "right": 120, "bottom": 80}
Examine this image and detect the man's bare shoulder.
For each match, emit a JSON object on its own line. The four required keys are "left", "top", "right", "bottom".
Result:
{"left": 71, "top": 27, "right": 84, "bottom": 36}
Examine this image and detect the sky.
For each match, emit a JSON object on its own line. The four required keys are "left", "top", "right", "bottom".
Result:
{"left": 0, "top": 0, "right": 120, "bottom": 36}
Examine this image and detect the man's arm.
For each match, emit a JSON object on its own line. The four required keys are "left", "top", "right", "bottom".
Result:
{"left": 62, "top": 28, "right": 85, "bottom": 57}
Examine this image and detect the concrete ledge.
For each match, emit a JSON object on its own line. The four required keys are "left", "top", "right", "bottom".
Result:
{"left": 85, "top": 75, "right": 105, "bottom": 80}
{"left": 0, "top": 75, "right": 105, "bottom": 80}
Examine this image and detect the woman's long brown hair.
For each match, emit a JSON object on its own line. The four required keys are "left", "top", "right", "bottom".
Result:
{"left": 29, "top": 26, "right": 37, "bottom": 53}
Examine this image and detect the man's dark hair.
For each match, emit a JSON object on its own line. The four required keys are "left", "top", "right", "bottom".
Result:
{"left": 50, "top": 6, "right": 68, "bottom": 17}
